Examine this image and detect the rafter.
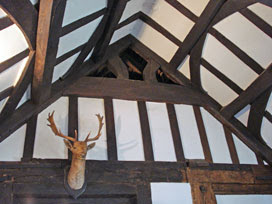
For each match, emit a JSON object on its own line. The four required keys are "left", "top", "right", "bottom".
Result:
{"left": 221, "top": 64, "right": 272, "bottom": 119}
{"left": 107, "top": 56, "right": 129, "bottom": 79}
{"left": 0, "top": 16, "right": 13, "bottom": 31}
{"left": 32, "top": 0, "right": 66, "bottom": 104}
{"left": 0, "top": 86, "right": 13, "bottom": 101}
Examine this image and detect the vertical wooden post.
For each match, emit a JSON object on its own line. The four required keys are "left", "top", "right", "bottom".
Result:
{"left": 68, "top": 96, "right": 78, "bottom": 160}
{"left": 191, "top": 183, "right": 217, "bottom": 204}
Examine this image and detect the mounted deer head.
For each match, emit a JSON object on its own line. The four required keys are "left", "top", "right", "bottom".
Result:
{"left": 47, "top": 111, "right": 104, "bottom": 191}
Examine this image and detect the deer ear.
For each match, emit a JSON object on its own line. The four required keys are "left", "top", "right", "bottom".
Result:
{"left": 64, "top": 139, "right": 73, "bottom": 151}
{"left": 87, "top": 142, "right": 96, "bottom": 151}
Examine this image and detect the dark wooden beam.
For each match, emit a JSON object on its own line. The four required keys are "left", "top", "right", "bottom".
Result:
{"left": 91, "top": 0, "right": 127, "bottom": 62}
{"left": 104, "top": 97, "right": 118, "bottom": 161}
{"left": 193, "top": 106, "right": 213, "bottom": 163}
{"left": 0, "top": 86, "right": 13, "bottom": 102}
{"left": 116, "top": 11, "right": 141, "bottom": 30}
{"left": 221, "top": 64, "right": 272, "bottom": 119}
{"left": 143, "top": 59, "right": 160, "bottom": 83}
{"left": 213, "top": 184, "right": 272, "bottom": 194}
{"left": 32, "top": 0, "right": 66, "bottom": 104}
{"left": 170, "top": 0, "right": 226, "bottom": 69}
{"left": 64, "top": 77, "right": 218, "bottom": 107}
{"left": 167, "top": 104, "right": 186, "bottom": 162}
{"left": 0, "top": 16, "right": 13, "bottom": 31}
{"left": 223, "top": 126, "right": 240, "bottom": 164}
{"left": 61, "top": 8, "right": 106, "bottom": 36}
{"left": 0, "top": 183, "right": 12, "bottom": 203}
{"left": 0, "top": 0, "right": 38, "bottom": 50}
{"left": 68, "top": 96, "right": 78, "bottom": 160}
{"left": 107, "top": 56, "right": 129, "bottom": 79}
{"left": 138, "top": 101, "right": 154, "bottom": 161}
{"left": 0, "top": 49, "right": 29, "bottom": 74}
{"left": 22, "top": 115, "right": 38, "bottom": 161}
{"left": 136, "top": 183, "right": 152, "bottom": 204}
{"left": 0, "top": 52, "right": 35, "bottom": 122}
{"left": 264, "top": 111, "right": 272, "bottom": 124}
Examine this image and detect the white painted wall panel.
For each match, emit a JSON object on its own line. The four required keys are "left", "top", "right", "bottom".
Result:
{"left": 151, "top": 183, "right": 193, "bottom": 204}
{"left": 0, "top": 8, "right": 7, "bottom": 18}
{"left": 232, "top": 134, "right": 258, "bottom": 164}
{"left": 34, "top": 97, "right": 69, "bottom": 159}
{"left": 78, "top": 98, "right": 107, "bottom": 160}
{"left": 52, "top": 52, "right": 80, "bottom": 83}
{"left": 0, "top": 57, "right": 28, "bottom": 93}
{"left": 201, "top": 65, "right": 238, "bottom": 106}
{"left": 16, "top": 84, "right": 31, "bottom": 109}
{"left": 146, "top": 102, "right": 176, "bottom": 162}
{"left": 174, "top": 104, "right": 204, "bottom": 159}
{"left": 266, "top": 93, "right": 272, "bottom": 113}
{"left": 248, "top": 3, "right": 272, "bottom": 27}
{"left": 216, "top": 195, "right": 272, "bottom": 204}
{"left": 177, "top": 0, "right": 209, "bottom": 17}
{"left": 202, "top": 34, "right": 258, "bottom": 90}
{"left": 63, "top": 0, "right": 106, "bottom": 26}
{"left": 57, "top": 16, "right": 103, "bottom": 58}
{"left": 201, "top": 108, "right": 232, "bottom": 163}
{"left": 235, "top": 105, "right": 250, "bottom": 126}
{"left": 0, "top": 97, "right": 8, "bottom": 113}
{"left": 177, "top": 55, "right": 191, "bottom": 79}
{"left": 0, "top": 24, "right": 28, "bottom": 63}
{"left": 113, "top": 99, "right": 144, "bottom": 161}
{"left": 144, "top": 0, "right": 194, "bottom": 42}
{"left": 214, "top": 12, "right": 272, "bottom": 68}
{"left": 261, "top": 118, "right": 272, "bottom": 149}
{"left": 29, "top": 0, "right": 38, "bottom": 5}
{"left": 0, "top": 124, "right": 26, "bottom": 161}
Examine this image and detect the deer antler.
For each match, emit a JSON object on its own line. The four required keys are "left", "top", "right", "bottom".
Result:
{"left": 85, "top": 114, "right": 104, "bottom": 142}
{"left": 47, "top": 111, "right": 76, "bottom": 142}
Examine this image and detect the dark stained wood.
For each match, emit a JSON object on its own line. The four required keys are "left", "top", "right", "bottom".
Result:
{"left": 0, "top": 183, "right": 12, "bottom": 203}
{"left": 104, "top": 97, "right": 118, "bottom": 161}
{"left": 0, "top": 49, "right": 29, "bottom": 74}
{"left": 264, "top": 111, "right": 272, "bottom": 124}
{"left": 68, "top": 96, "right": 78, "bottom": 160}
{"left": 55, "top": 43, "right": 86, "bottom": 66}
{"left": 240, "top": 8, "right": 272, "bottom": 38}
{"left": 0, "top": 86, "right": 13, "bottom": 102}
{"left": 0, "top": 35, "right": 132, "bottom": 143}
{"left": 116, "top": 12, "right": 141, "bottom": 30}
{"left": 91, "top": 0, "right": 127, "bottom": 62}
{"left": 61, "top": 8, "right": 106, "bottom": 36}
{"left": 223, "top": 126, "right": 240, "bottom": 164}
{"left": 107, "top": 56, "right": 129, "bottom": 79}
{"left": 209, "top": 28, "right": 264, "bottom": 75}
{"left": 0, "top": 0, "right": 38, "bottom": 50}
{"left": 137, "top": 101, "right": 154, "bottom": 161}
{"left": 193, "top": 106, "right": 213, "bottom": 163}
{"left": 166, "top": 104, "right": 185, "bottom": 162}
{"left": 0, "top": 51, "right": 35, "bottom": 122}
{"left": 139, "top": 11, "right": 182, "bottom": 46}
{"left": 64, "top": 77, "right": 218, "bottom": 107}
{"left": 32, "top": 0, "right": 67, "bottom": 104}
{"left": 170, "top": 0, "right": 226, "bottom": 69}
{"left": 136, "top": 183, "right": 152, "bottom": 204}
{"left": 22, "top": 115, "right": 38, "bottom": 161}
{"left": 201, "top": 58, "right": 243, "bottom": 94}
{"left": 143, "top": 59, "right": 160, "bottom": 83}
{"left": 213, "top": 184, "right": 272, "bottom": 194}
{"left": 0, "top": 16, "right": 13, "bottom": 30}
{"left": 221, "top": 64, "right": 272, "bottom": 119}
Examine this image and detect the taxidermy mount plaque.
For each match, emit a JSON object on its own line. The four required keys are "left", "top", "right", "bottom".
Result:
{"left": 47, "top": 111, "right": 104, "bottom": 199}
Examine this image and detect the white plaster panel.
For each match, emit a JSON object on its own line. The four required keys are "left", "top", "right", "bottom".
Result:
{"left": 200, "top": 65, "right": 238, "bottom": 106}
{"left": 113, "top": 99, "right": 144, "bottom": 161}
{"left": 0, "top": 97, "right": 8, "bottom": 113}
{"left": 146, "top": 102, "right": 176, "bottom": 162}
{"left": 78, "top": 98, "right": 107, "bottom": 160}
{"left": 261, "top": 118, "right": 272, "bottom": 149}
{"left": 29, "top": 0, "right": 38, "bottom": 5}
{"left": 216, "top": 195, "right": 272, "bottom": 204}
{"left": 232, "top": 134, "right": 258, "bottom": 165}
{"left": 16, "top": 84, "right": 31, "bottom": 109}
{"left": 177, "top": 0, "right": 210, "bottom": 17}
{"left": 266, "top": 93, "right": 272, "bottom": 113}
{"left": 57, "top": 16, "right": 103, "bottom": 57}
{"left": 143, "top": 0, "right": 194, "bottom": 42}
{"left": 214, "top": 12, "right": 272, "bottom": 68}
{"left": 248, "top": 3, "right": 272, "bottom": 26}
{"left": 0, "top": 24, "right": 28, "bottom": 63}
{"left": 177, "top": 55, "right": 191, "bottom": 79}
{"left": 132, "top": 20, "right": 179, "bottom": 62}
{"left": 151, "top": 183, "right": 193, "bottom": 204}
{"left": 62, "top": 0, "right": 106, "bottom": 26}
{"left": 174, "top": 104, "right": 204, "bottom": 159}
{"left": 235, "top": 105, "right": 251, "bottom": 126}
{"left": 33, "top": 97, "right": 69, "bottom": 159}
{"left": 0, "top": 8, "right": 7, "bottom": 18}
{"left": 202, "top": 34, "right": 258, "bottom": 90}
{"left": 0, "top": 57, "right": 28, "bottom": 93}
{"left": 52, "top": 52, "right": 80, "bottom": 83}
{"left": 0, "top": 124, "right": 26, "bottom": 161}
{"left": 201, "top": 108, "right": 232, "bottom": 163}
